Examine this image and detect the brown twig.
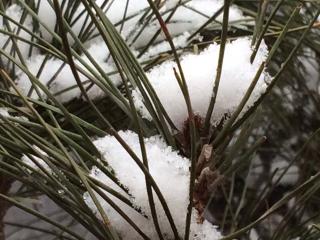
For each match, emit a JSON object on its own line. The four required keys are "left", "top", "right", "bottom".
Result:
{"left": 193, "top": 144, "right": 225, "bottom": 222}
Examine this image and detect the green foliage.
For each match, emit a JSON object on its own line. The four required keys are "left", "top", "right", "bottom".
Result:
{"left": 0, "top": 1, "right": 320, "bottom": 239}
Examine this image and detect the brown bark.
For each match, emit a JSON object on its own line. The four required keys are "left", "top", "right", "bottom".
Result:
{"left": 193, "top": 144, "right": 225, "bottom": 222}
{"left": 194, "top": 167, "right": 224, "bottom": 222}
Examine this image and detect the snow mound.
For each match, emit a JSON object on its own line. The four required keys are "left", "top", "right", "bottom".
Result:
{"left": 84, "top": 130, "right": 222, "bottom": 239}
{"left": 1, "top": 0, "right": 245, "bottom": 103}
{"left": 134, "top": 38, "right": 270, "bottom": 129}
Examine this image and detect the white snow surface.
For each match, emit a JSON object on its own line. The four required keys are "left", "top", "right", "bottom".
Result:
{"left": 21, "top": 145, "right": 51, "bottom": 173}
{"left": 1, "top": 1, "right": 246, "bottom": 103}
{"left": 0, "top": 107, "right": 10, "bottom": 117}
{"left": 141, "top": 32, "right": 192, "bottom": 61}
{"left": 0, "top": 107, "right": 28, "bottom": 121}
{"left": 271, "top": 158, "right": 299, "bottom": 186}
{"left": 0, "top": 4, "right": 38, "bottom": 66}
{"left": 134, "top": 37, "right": 270, "bottom": 129}
{"left": 15, "top": 52, "right": 116, "bottom": 103}
{"left": 33, "top": 0, "right": 244, "bottom": 46}
{"left": 120, "top": 0, "right": 245, "bottom": 48}
{"left": 84, "top": 130, "right": 222, "bottom": 239}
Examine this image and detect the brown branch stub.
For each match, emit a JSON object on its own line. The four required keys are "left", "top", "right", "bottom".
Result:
{"left": 194, "top": 167, "right": 224, "bottom": 221}
{"left": 193, "top": 144, "right": 225, "bottom": 222}
{"left": 196, "top": 144, "right": 212, "bottom": 176}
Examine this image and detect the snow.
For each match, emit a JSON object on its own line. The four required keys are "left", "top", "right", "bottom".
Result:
{"left": 84, "top": 130, "right": 222, "bottom": 239}
{"left": 298, "top": 48, "right": 319, "bottom": 90}
{"left": 249, "top": 228, "right": 260, "bottom": 240}
{"left": 0, "top": 107, "right": 10, "bottom": 117}
{"left": 14, "top": 51, "right": 118, "bottom": 103}
{"left": 21, "top": 145, "right": 51, "bottom": 173}
{"left": 141, "top": 32, "right": 192, "bottom": 61}
{"left": 134, "top": 37, "right": 270, "bottom": 129}
{"left": 271, "top": 158, "right": 299, "bottom": 186}
{"left": 1, "top": 0, "right": 246, "bottom": 103}
{"left": 0, "top": 4, "right": 37, "bottom": 66}
{"left": 35, "top": 0, "right": 148, "bottom": 45}
{"left": 122, "top": 0, "right": 245, "bottom": 48}
{"left": 36, "top": 0, "right": 90, "bottom": 44}
{"left": 0, "top": 107, "right": 28, "bottom": 121}
{"left": 6, "top": 0, "right": 244, "bottom": 48}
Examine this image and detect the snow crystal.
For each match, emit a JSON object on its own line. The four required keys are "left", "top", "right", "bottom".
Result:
{"left": 84, "top": 130, "right": 222, "bottom": 239}
{"left": 134, "top": 38, "right": 270, "bottom": 129}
